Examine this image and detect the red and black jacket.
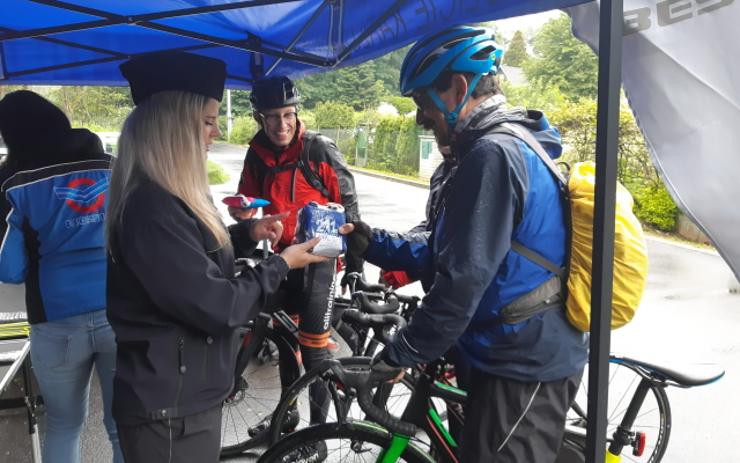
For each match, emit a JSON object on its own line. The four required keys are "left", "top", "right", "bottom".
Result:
{"left": 238, "top": 122, "right": 360, "bottom": 250}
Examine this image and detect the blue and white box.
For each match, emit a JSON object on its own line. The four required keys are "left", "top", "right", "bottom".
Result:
{"left": 296, "top": 202, "right": 347, "bottom": 258}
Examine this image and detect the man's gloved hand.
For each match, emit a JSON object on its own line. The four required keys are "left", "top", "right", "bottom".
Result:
{"left": 339, "top": 220, "right": 372, "bottom": 258}
{"left": 339, "top": 221, "right": 372, "bottom": 292}
{"left": 380, "top": 270, "right": 413, "bottom": 289}
{"left": 370, "top": 350, "right": 405, "bottom": 384}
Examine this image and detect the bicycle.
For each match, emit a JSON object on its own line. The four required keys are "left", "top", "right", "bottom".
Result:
{"left": 219, "top": 263, "right": 415, "bottom": 458}
{"left": 559, "top": 356, "right": 724, "bottom": 463}
{"left": 258, "top": 316, "right": 724, "bottom": 463}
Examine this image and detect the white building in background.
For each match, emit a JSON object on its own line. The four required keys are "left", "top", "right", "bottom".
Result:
{"left": 418, "top": 134, "right": 443, "bottom": 181}
{"left": 376, "top": 102, "right": 399, "bottom": 116}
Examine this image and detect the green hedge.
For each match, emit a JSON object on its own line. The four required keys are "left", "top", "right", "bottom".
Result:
{"left": 367, "top": 115, "right": 419, "bottom": 176}
{"left": 229, "top": 116, "right": 258, "bottom": 145}
{"left": 207, "top": 160, "right": 229, "bottom": 185}
{"left": 631, "top": 183, "right": 679, "bottom": 232}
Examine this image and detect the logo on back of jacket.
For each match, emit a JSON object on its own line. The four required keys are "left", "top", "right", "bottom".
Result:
{"left": 53, "top": 177, "right": 108, "bottom": 228}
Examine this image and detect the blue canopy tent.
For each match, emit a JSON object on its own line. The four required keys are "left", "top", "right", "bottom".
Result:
{"left": 0, "top": 1, "right": 628, "bottom": 461}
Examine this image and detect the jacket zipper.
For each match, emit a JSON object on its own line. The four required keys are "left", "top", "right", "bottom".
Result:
{"left": 290, "top": 166, "right": 298, "bottom": 203}
{"left": 175, "top": 337, "right": 185, "bottom": 410}
{"left": 202, "top": 339, "right": 209, "bottom": 383}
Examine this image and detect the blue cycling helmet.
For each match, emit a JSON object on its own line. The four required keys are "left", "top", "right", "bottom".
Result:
{"left": 400, "top": 26, "right": 504, "bottom": 128}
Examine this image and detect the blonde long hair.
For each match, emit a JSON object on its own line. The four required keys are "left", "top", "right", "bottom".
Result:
{"left": 107, "top": 91, "right": 229, "bottom": 248}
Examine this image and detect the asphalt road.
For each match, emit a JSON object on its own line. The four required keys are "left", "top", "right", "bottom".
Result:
{"left": 1, "top": 143, "right": 738, "bottom": 462}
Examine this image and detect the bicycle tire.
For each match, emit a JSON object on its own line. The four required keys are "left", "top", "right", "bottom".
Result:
{"left": 220, "top": 326, "right": 301, "bottom": 458}
{"left": 258, "top": 421, "right": 435, "bottom": 463}
{"left": 565, "top": 358, "right": 672, "bottom": 463}
{"left": 267, "top": 357, "right": 418, "bottom": 446}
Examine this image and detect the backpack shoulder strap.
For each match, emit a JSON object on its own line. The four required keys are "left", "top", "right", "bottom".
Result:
{"left": 298, "top": 131, "right": 331, "bottom": 198}
{"left": 490, "top": 122, "right": 568, "bottom": 186}
{"left": 245, "top": 150, "right": 269, "bottom": 195}
{"left": 487, "top": 122, "right": 570, "bottom": 281}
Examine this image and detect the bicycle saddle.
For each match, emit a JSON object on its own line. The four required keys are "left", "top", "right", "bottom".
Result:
{"left": 614, "top": 356, "right": 725, "bottom": 387}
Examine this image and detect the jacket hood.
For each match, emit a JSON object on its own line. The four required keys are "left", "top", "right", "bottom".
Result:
{"left": 454, "top": 95, "right": 563, "bottom": 161}
{"left": 4, "top": 128, "right": 104, "bottom": 173}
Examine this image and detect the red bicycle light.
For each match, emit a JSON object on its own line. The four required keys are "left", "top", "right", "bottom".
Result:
{"left": 633, "top": 432, "right": 646, "bottom": 457}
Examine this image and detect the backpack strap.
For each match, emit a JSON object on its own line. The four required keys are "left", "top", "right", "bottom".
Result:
{"left": 494, "top": 122, "right": 568, "bottom": 186}
{"left": 297, "top": 131, "right": 331, "bottom": 199}
{"left": 246, "top": 131, "right": 331, "bottom": 199}
{"left": 510, "top": 242, "right": 566, "bottom": 280}
{"left": 487, "top": 122, "right": 572, "bottom": 322}
{"left": 487, "top": 123, "right": 572, "bottom": 274}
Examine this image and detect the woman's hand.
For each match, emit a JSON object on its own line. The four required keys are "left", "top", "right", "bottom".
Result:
{"left": 280, "top": 237, "right": 329, "bottom": 269}
{"left": 249, "top": 213, "right": 288, "bottom": 247}
{"left": 229, "top": 206, "right": 257, "bottom": 222}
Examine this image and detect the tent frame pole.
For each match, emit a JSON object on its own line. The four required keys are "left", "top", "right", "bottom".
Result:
{"left": 586, "top": 0, "right": 623, "bottom": 462}
{"left": 4, "top": 0, "right": 300, "bottom": 41}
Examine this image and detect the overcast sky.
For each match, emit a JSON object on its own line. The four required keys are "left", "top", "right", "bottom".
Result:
{"left": 493, "top": 10, "right": 563, "bottom": 40}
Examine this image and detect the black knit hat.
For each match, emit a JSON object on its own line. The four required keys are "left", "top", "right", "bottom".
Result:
{"left": 0, "top": 90, "right": 72, "bottom": 156}
{"left": 120, "top": 52, "right": 227, "bottom": 105}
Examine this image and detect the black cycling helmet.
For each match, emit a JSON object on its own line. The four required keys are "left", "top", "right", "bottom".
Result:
{"left": 249, "top": 76, "right": 300, "bottom": 110}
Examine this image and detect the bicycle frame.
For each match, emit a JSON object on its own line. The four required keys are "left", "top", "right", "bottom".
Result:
{"left": 562, "top": 356, "right": 681, "bottom": 463}
{"left": 370, "top": 364, "right": 468, "bottom": 463}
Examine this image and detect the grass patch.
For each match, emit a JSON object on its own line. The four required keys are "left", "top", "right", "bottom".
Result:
{"left": 207, "top": 160, "right": 229, "bottom": 185}
{"left": 349, "top": 165, "right": 427, "bottom": 187}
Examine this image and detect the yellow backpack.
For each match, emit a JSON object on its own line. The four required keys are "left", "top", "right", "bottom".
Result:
{"left": 496, "top": 123, "right": 648, "bottom": 332}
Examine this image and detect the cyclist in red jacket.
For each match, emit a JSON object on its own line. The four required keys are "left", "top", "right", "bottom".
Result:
{"left": 232, "top": 76, "right": 361, "bottom": 445}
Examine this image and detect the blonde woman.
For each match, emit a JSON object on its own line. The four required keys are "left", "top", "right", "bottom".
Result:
{"left": 106, "top": 52, "right": 327, "bottom": 463}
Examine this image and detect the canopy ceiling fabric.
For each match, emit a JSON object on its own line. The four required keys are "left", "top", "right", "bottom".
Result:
{"left": 0, "top": 0, "right": 588, "bottom": 88}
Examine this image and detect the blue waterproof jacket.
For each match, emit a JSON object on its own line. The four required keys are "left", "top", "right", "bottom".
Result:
{"left": 0, "top": 133, "right": 111, "bottom": 324}
{"left": 366, "top": 99, "right": 587, "bottom": 382}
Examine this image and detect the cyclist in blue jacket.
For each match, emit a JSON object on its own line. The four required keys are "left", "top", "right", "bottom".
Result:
{"left": 342, "top": 26, "right": 588, "bottom": 462}
{"left": 0, "top": 90, "right": 123, "bottom": 463}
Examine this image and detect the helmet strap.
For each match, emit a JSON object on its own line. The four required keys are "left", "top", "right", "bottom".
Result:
{"left": 426, "top": 73, "right": 483, "bottom": 131}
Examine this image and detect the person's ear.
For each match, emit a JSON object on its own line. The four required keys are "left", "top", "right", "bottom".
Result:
{"left": 451, "top": 74, "right": 469, "bottom": 106}
{"left": 252, "top": 111, "right": 263, "bottom": 127}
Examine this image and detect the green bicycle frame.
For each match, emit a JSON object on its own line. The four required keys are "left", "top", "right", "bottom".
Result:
{"left": 375, "top": 379, "right": 467, "bottom": 463}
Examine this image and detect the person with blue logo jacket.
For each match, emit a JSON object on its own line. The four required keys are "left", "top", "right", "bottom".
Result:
{"left": 0, "top": 90, "right": 123, "bottom": 463}
{"left": 342, "top": 26, "right": 588, "bottom": 462}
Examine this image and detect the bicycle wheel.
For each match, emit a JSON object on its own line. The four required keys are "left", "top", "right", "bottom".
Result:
{"left": 220, "top": 327, "right": 301, "bottom": 458}
{"left": 258, "top": 421, "right": 435, "bottom": 463}
{"left": 566, "top": 359, "right": 672, "bottom": 463}
{"left": 268, "top": 357, "right": 418, "bottom": 447}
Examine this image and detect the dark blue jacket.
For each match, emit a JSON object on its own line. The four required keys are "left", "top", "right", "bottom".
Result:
{"left": 366, "top": 101, "right": 587, "bottom": 382}
{"left": 0, "top": 132, "right": 111, "bottom": 324}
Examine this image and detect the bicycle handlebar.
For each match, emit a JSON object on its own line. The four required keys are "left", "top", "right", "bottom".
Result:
{"left": 326, "top": 358, "right": 418, "bottom": 437}
{"left": 352, "top": 291, "right": 400, "bottom": 314}
{"left": 340, "top": 309, "right": 406, "bottom": 345}
{"left": 356, "top": 367, "right": 418, "bottom": 436}
{"left": 344, "top": 272, "right": 386, "bottom": 293}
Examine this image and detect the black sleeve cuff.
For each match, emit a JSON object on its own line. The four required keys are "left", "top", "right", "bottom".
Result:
{"left": 228, "top": 219, "right": 259, "bottom": 258}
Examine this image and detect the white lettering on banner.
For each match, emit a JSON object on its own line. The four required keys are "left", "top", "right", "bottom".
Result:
{"left": 625, "top": 0, "right": 734, "bottom": 34}
{"left": 65, "top": 212, "right": 105, "bottom": 228}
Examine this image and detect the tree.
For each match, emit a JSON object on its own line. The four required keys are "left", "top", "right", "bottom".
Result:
{"left": 387, "top": 96, "right": 416, "bottom": 115}
{"left": 313, "top": 101, "right": 355, "bottom": 129}
{"left": 296, "top": 47, "right": 408, "bottom": 110}
{"left": 524, "top": 14, "right": 598, "bottom": 101}
{"left": 47, "top": 86, "right": 132, "bottom": 131}
{"left": 505, "top": 31, "right": 529, "bottom": 67}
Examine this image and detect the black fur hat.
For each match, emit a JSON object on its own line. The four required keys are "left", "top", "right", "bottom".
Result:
{"left": 120, "top": 52, "right": 227, "bottom": 105}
